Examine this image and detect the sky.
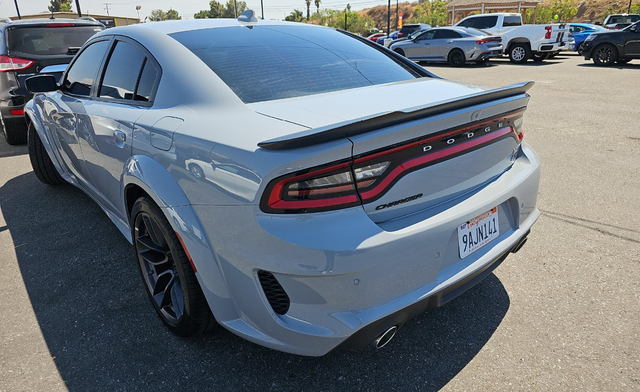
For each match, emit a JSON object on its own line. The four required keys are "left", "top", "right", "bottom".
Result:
{"left": 0, "top": 0, "right": 398, "bottom": 22}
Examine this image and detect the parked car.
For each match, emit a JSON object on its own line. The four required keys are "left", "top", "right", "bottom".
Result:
{"left": 570, "top": 23, "right": 607, "bottom": 54}
{"left": 0, "top": 17, "right": 104, "bottom": 145}
{"left": 397, "top": 23, "right": 431, "bottom": 39}
{"left": 390, "top": 27, "right": 503, "bottom": 65}
{"left": 24, "top": 12, "right": 540, "bottom": 356}
{"left": 602, "top": 13, "right": 640, "bottom": 30}
{"left": 582, "top": 21, "right": 640, "bottom": 66}
{"left": 367, "top": 32, "right": 386, "bottom": 42}
{"left": 376, "top": 30, "right": 399, "bottom": 46}
{"left": 455, "top": 13, "right": 569, "bottom": 63}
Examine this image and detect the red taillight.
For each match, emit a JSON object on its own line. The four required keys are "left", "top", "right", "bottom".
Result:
{"left": 398, "top": 33, "right": 404, "bottom": 38}
{"left": 0, "top": 56, "right": 34, "bottom": 72}
{"left": 614, "top": 25, "right": 619, "bottom": 30}
{"left": 476, "top": 37, "right": 502, "bottom": 45}
{"left": 47, "top": 23, "right": 75, "bottom": 27}
{"left": 9, "top": 109, "right": 24, "bottom": 116}
{"left": 260, "top": 110, "right": 526, "bottom": 213}
{"left": 544, "top": 26, "right": 552, "bottom": 39}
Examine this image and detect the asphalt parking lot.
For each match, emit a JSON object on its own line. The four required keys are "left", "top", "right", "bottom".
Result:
{"left": 1, "top": 53, "right": 638, "bottom": 392}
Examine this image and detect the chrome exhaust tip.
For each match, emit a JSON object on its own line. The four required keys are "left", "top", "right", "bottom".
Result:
{"left": 369, "top": 326, "right": 398, "bottom": 349}
{"left": 511, "top": 236, "right": 528, "bottom": 253}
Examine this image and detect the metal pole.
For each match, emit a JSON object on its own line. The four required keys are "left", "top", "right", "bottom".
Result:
{"left": 261, "top": 0, "right": 264, "bottom": 19}
{"left": 76, "top": 0, "right": 83, "bottom": 17}
{"left": 387, "top": 0, "right": 390, "bottom": 36}
{"left": 395, "top": 0, "right": 398, "bottom": 30}
{"left": 629, "top": 0, "right": 633, "bottom": 13}
{"left": 234, "top": 0, "right": 237, "bottom": 18}
{"left": 345, "top": 10, "right": 347, "bottom": 30}
{"left": 13, "top": 0, "right": 21, "bottom": 19}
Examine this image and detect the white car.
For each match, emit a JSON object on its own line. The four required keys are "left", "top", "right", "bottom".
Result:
{"left": 456, "top": 13, "right": 570, "bottom": 63}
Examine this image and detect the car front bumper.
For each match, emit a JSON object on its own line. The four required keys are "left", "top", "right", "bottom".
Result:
{"left": 189, "top": 143, "right": 541, "bottom": 356}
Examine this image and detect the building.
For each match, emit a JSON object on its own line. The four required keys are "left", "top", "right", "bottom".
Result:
{"left": 7, "top": 12, "right": 139, "bottom": 28}
{"left": 447, "top": 0, "right": 542, "bottom": 24}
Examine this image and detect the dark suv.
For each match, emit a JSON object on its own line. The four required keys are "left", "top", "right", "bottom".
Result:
{"left": 0, "top": 17, "right": 104, "bottom": 144}
{"left": 582, "top": 21, "right": 640, "bottom": 66}
{"left": 397, "top": 23, "right": 431, "bottom": 39}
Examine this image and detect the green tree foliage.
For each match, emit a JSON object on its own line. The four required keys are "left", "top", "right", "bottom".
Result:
{"left": 306, "top": 9, "right": 377, "bottom": 35}
{"left": 601, "top": 1, "right": 640, "bottom": 18}
{"left": 148, "top": 8, "right": 181, "bottom": 21}
{"left": 48, "top": 0, "right": 72, "bottom": 12}
{"left": 408, "top": 0, "right": 447, "bottom": 27}
{"left": 315, "top": 0, "right": 321, "bottom": 14}
{"left": 223, "top": 0, "right": 247, "bottom": 17}
{"left": 194, "top": 1, "right": 225, "bottom": 18}
{"left": 285, "top": 9, "right": 305, "bottom": 22}
{"left": 524, "top": 0, "right": 578, "bottom": 23}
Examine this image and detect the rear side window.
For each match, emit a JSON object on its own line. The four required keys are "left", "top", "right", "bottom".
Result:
{"left": 64, "top": 40, "right": 109, "bottom": 96}
{"left": 7, "top": 26, "right": 103, "bottom": 56}
{"left": 135, "top": 61, "right": 158, "bottom": 102}
{"left": 503, "top": 16, "right": 522, "bottom": 27}
{"left": 99, "top": 41, "right": 146, "bottom": 100}
{"left": 171, "top": 25, "right": 417, "bottom": 103}
{"left": 457, "top": 18, "right": 476, "bottom": 28}
{"left": 433, "top": 30, "right": 462, "bottom": 39}
{"left": 475, "top": 16, "right": 499, "bottom": 30}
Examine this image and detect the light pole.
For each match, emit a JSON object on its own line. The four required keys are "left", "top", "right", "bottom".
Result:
{"left": 136, "top": 5, "right": 141, "bottom": 21}
{"left": 261, "top": 0, "right": 264, "bottom": 19}
{"left": 386, "top": 0, "right": 390, "bottom": 36}
{"left": 13, "top": 0, "right": 21, "bottom": 19}
{"left": 75, "top": 0, "right": 82, "bottom": 17}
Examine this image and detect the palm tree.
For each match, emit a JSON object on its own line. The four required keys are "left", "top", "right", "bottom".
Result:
{"left": 314, "top": 0, "right": 321, "bottom": 14}
{"left": 305, "top": 0, "right": 311, "bottom": 20}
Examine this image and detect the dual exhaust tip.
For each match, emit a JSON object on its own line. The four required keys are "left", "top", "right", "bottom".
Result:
{"left": 370, "top": 326, "right": 398, "bottom": 349}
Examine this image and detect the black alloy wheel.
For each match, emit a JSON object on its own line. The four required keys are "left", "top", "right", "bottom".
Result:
{"left": 448, "top": 49, "right": 465, "bottom": 67}
{"left": 131, "top": 197, "right": 214, "bottom": 336}
{"left": 593, "top": 44, "right": 617, "bottom": 66}
{"left": 532, "top": 52, "right": 550, "bottom": 62}
{"left": 577, "top": 43, "right": 584, "bottom": 55}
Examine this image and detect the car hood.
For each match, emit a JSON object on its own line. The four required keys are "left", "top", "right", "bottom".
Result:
{"left": 247, "top": 78, "right": 487, "bottom": 129}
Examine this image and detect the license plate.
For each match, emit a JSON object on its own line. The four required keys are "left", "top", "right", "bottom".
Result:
{"left": 458, "top": 207, "right": 500, "bottom": 259}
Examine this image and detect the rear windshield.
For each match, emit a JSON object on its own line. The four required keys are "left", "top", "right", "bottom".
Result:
{"left": 609, "top": 15, "right": 640, "bottom": 24}
{"left": 8, "top": 26, "right": 103, "bottom": 56}
{"left": 170, "top": 25, "right": 417, "bottom": 103}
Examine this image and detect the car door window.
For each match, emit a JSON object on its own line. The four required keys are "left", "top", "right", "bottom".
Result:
{"left": 434, "top": 30, "right": 462, "bottom": 39}
{"left": 134, "top": 60, "right": 158, "bottom": 102}
{"left": 63, "top": 40, "right": 110, "bottom": 96}
{"left": 416, "top": 30, "right": 436, "bottom": 41}
{"left": 99, "top": 41, "right": 146, "bottom": 100}
{"left": 475, "top": 16, "right": 499, "bottom": 30}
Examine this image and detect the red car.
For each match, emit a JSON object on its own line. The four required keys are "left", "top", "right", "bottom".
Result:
{"left": 367, "top": 33, "right": 385, "bottom": 42}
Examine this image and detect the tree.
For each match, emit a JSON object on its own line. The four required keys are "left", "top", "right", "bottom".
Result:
{"left": 222, "top": 0, "right": 247, "bottom": 18}
{"left": 148, "top": 8, "right": 181, "bottom": 21}
{"left": 194, "top": 1, "right": 225, "bottom": 18}
{"left": 48, "top": 0, "right": 72, "bottom": 12}
{"left": 307, "top": 9, "right": 376, "bottom": 35}
{"left": 305, "top": 0, "right": 311, "bottom": 20}
{"left": 314, "top": 0, "right": 321, "bottom": 14}
{"left": 409, "top": 0, "right": 447, "bottom": 27}
{"left": 165, "top": 8, "right": 181, "bottom": 20}
{"left": 285, "top": 9, "right": 304, "bottom": 22}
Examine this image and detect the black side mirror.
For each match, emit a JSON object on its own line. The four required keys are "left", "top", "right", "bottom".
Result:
{"left": 632, "top": 24, "right": 639, "bottom": 33}
{"left": 26, "top": 74, "right": 58, "bottom": 93}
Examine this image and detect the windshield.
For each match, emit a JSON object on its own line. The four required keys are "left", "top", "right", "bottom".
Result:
{"left": 171, "top": 26, "right": 417, "bottom": 104}
{"left": 7, "top": 26, "right": 103, "bottom": 56}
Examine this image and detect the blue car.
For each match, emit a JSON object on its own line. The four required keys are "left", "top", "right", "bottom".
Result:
{"left": 376, "top": 30, "right": 399, "bottom": 45}
{"left": 570, "top": 23, "right": 607, "bottom": 54}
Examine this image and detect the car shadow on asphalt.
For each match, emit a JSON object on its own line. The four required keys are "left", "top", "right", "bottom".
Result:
{"left": 576, "top": 62, "right": 640, "bottom": 70}
{"left": 0, "top": 138, "right": 27, "bottom": 158}
{"left": 1, "top": 171, "right": 511, "bottom": 392}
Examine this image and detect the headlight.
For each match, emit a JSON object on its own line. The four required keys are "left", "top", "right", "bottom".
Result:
{"left": 585, "top": 34, "right": 595, "bottom": 41}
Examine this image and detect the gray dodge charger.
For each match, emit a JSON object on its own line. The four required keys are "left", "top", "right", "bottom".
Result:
{"left": 24, "top": 11, "right": 540, "bottom": 356}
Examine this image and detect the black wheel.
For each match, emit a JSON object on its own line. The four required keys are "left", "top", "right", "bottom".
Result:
{"left": 592, "top": 44, "right": 617, "bottom": 66}
{"left": 548, "top": 52, "right": 558, "bottom": 58}
{"left": 616, "top": 58, "right": 631, "bottom": 64}
{"left": 28, "top": 122, "right": 66, "bottom": 185}
{"left": 448, "top": 49, "right": 466, "bottom": 66}
{"left": 393, "top": 48, "right": 405, "bottom": 57}
{"left": 131, "top": 197, "right": 214, "bottom": 336}
{"left": 509, "top": 43, "right": 531, "bottom": 64}
{"left": 577, "top": 43, "right": 584, "bottom": 55}
{"left": 532, "top": 52, "right": 550, "bottom": 62}
{"left": 188, "top": 163, "right": 204, "bottom": 179}
{"left": 2, "top": 116, "right": 27, "bottom": 145}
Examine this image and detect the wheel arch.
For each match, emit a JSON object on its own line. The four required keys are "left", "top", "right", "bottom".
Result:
{"left": 507, "top": 38, "right": 531, "bottom": 50}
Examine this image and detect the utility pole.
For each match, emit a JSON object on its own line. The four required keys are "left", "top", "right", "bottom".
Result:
{"left": 103, "top": 3, "right": 111, "bottom": 16}
{"left": 136, "top": 5, "right": 141, "bottom": 21}
{"left": 75, "top": 0, "right": 82, "bottom": 17}
{"left": 345, "top": 4, "right": 350, "bottom": 31}
{"left": 386, "top": 0, "right": 390, "bottom": 36}
{"left": 629, "top": 0, "right": 633, "bottom": 13}
{"left": 13, "top": 0, "right": 21, "bottom": 19}
{"left": 234, "top": 0, "right": 238, "bottom": 18}
{"left": 395, "top": 0, "right": 398, "bottom": 30}
{"left": 261, "top": 0, "right": 264, "bottom": 19}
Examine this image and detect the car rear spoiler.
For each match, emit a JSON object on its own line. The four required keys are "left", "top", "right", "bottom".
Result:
{"left": 257, "top": 81, "right": 534, "bottom": 150}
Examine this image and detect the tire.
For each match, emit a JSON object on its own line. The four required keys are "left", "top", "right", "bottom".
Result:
{"left": 2, "top": 116, "right": 27, "bottom": 145}
{"left": 188, "top": 163, "right": 204, "bottom": 179}
{"left": 548, "top": 52, "right": 558, "bottom": 58}
{"left": 28, "top": 122, "right": 66, "bottom": 185}
{"left": 131, "top": 196, "right": 215, "bottom": 337}
{"left": 577, "top": 43, "right": 584, "bottom": 55}
{"left": 532, "top": 52, "right": 550, "bottom": 62}
{"left": 509, "top": 43, "right": 531, "bottom": 64}
{"left": 592, "top": 44, "right": 617, "bottom": 66}
{"left": 393, "top": 48, "right": 405, "bottom": 57}
{"left": 448, "top": 49, "right": 466, "bottom": 66}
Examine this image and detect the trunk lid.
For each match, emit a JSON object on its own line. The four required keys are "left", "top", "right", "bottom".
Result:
{"left": 255, "top": 80, "right": 531, "bottom": 222}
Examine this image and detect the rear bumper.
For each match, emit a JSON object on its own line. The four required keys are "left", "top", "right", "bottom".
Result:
{"left": 191, "top": 143, "right": 541, "bottom": 356}
{"left": 537, "top": 41, "right": 568, "bottom": 52}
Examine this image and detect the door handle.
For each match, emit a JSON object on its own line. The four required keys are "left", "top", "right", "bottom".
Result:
{"left": 114, "top": 130, "right": 126, "bottom": 148}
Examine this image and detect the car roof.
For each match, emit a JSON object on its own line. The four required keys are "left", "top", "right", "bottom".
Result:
{"left": 118, "top": 18, "right": 324, "bottom": 36}
{"left": 0, "top": 18, "right": 103, "bottom": 28}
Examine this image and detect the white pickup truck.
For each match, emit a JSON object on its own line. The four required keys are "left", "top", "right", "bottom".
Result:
{"left": 455, "top": 13, "right": 570, "bottom": 63}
